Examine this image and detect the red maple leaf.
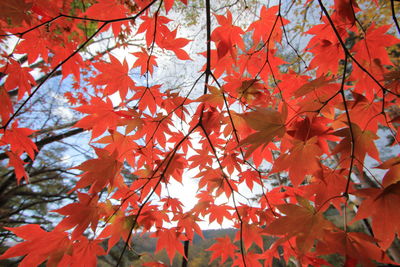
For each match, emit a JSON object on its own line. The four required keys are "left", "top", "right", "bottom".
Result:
{"left": 0, "top": 225, "right": 71, "bottom": 266}
{"left": 157, "top": 28, "right": 191, "bottom": 60}
{"left": 207, "top": 235, "right": 237, "bottom": 265}
{"left": 91, "top": 54, "right": 135, "bottom": 99}
{"left": 74, "top": 97, "right": 122, "bottom": 139}
{"left": 211, "top": 11, "right": 244, "bottom": 59}
{"left": 1, "top": 122, "right": 37, "bottom": 160}
{"left": 6, "top": 151, "right": 29, "bottom": 183}
{"left": 247, "top": 6, "right": 288, "bottom": 45}
{"left": 132, "top": 47, "right": 158, "bottom": 75}
{"left": 63, "top": 236, "right": 106, "bottom": 267}
{"left": 352, "top": 181, "right": 400, "bottom": 250}
{"left": 2, "top": 59, "right": 36, "bottom": 100}
{"left": 137, "top": 15, "right": 171, "bottom": 47}
{"left": 53, "top": 192, "right": 102, "bottom": 239}
{"left": 152, "top": 227, "right": 186, "bottom": 263}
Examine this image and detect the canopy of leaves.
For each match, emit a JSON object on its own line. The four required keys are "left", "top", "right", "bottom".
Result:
{"left": 0, "top": 0, "right": 399, "bottom": 266}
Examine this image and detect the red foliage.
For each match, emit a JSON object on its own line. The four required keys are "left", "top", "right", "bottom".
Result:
{"left": 0, "top": 0, "right": 399, "bottom": 266}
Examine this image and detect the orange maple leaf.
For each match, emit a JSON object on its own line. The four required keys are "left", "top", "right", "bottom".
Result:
{"left": 266, "top": 196, "right": 334, "bottom": 253}
{"left": 317, "top": 230, "right": 394, "bottom": 267}
{"left": 74, "top": 147, "right": 123, "bottom": 193}
{"left": 272, "top": 137, "right": 323, "bottom": 187}
{"left": 99, "top": 211, "right": 134, "bottom": 252}
{"left": 377, "top": 156, "right": 400, "bottom": 187}
{"left": 247, "top": 6, "right": 288, "bottom": 45}
{"left": 332, "top": 122, "right": 380, "bottom": 171}
{"left": 239, "top": 107, "right": 287, "bottom": 158}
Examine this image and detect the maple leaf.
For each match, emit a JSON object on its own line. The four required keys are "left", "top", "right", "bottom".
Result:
{"left": 352, "top": 181, "right": 400, "bottom": 250}
{"left": 162, "top": 197, "right": 183, "bottom": 213}
{"left": 235, "top": 223, "right": 265, "bottom": 250}
{"left": 162, "top": 153, "right": 188, "bottom": 183}
{"left": 334, "top": 0, "right": 359, "bottom": 24}
{"left": 200, "top": 48, "right": 236, "bottom": 78}
{"left": 247, "top": 6, "right": 288, "bottom": 45}
{"left": 294, "top": 75, "right": 334, "bottom": 98}
{"left": 99, "top": 212, "right": 135, "bottom": 251}
{"left": 137, "top": 15, "right": 171, "bottom": 46}
{"left": 317, "top": 230, "right": 394, "bottom": 267}
{"left": 2, "top": 59, "right": 36, "bottom": 100}
{"left": 333, "top": 92, "right": 383, "bottom": 132}
{"left": 158, "top": 28, "right": 191, "bottom": 60}
{"left": 305, "top": 19, "right": 347, "bottom": 75}
{"left": 332, "top": 123, "right": 380, "bottom": 171}
{"left": 0, "top": 87, "right": 13, "bottom": 122}
{"left": 272, "top": 137, "right": 323, "bottom": 187}
{"left": 239, "top": 170, "right": 263, "bottom": 191}
{"left": 188, "top": 148, "right": 213, "bottom": 169}
{"left": 175, "top": 212, "right": 204, "bottom": 240}
{"left": 91, "top": 55, "right": 135, "bottom": 99}
{"left": 377, "top": 156, "right": 400, "bottom": 187}
{"left": 6, "top": 151, "right": 28, "bottom": 183}
{"left": 0, "top": 225, "right": 71, "bottom": 267}
{"left": 196, "top": 167, "right": 238, "bottom": 198}
{"left": 239, "top": 107, "right": 287, "bottom": 158}
{"left": 74, "top": 147, "right": 123, "bottom": 193}
{"left": 74, "top": 97, "right": 122, "bottom": 139}
{"left": 306, "top": 167, "right": 350, "bottom": 212}
{"left": 59, "top": 236, "right": 106, "bottom": 267}
{"left": 211, "top": 11, "right": 245, "bottom": 59}
{"left": 207, "top": 235, "right": 237, "bottom": 264}
{"left": 152, "top": 227, "right": 186, "bottom": 263}
{"left": 196, "top": 85, "right": 224, "bottom": 108}
{"left": 132, "top": 47, "right": 158, "bottom": 75}
{"left": 84, "top": 0, "right": 129, "bottom": 36}
{"left": 0, "top": 0, "right": 32, "bottom": 26}
{"left": 208, "top": 203, "right": 233, "bottom": 225}
{"left": 239, "top": 48, "right": 286, "bottom": 84}
{"left": 232, "top": 251, "right": 263, "bottom": 267}
{"left": 0, "top": 123, "right": 37, "bottom": 160}
{"left": 51, "top": 43, "right": 84, "bottom": 81}
{"left": 53, "top": 192, "right": 102, "bottom": 239}
{"left": 16, "top": 29, "right": 50, "bottom": 64}
{"left": 96, "top": 130, "right": 139, "bottom": 164}
{"left": 137, "top": 204, "right": 170, "bottom": 230}
{"left": 266, "top": 196, "right": 335, "bottom": 253}
{"left": 352, "top": 24, "right": 399, "bottom": 66}
{"left": 286, "top": 116, "right": 337, "bottom": 154}
{"left": 163, "top": 0, "right": 187, "bottom": 13}
{"left": 129, "top": 85, "right": 163, "bottom": 115}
